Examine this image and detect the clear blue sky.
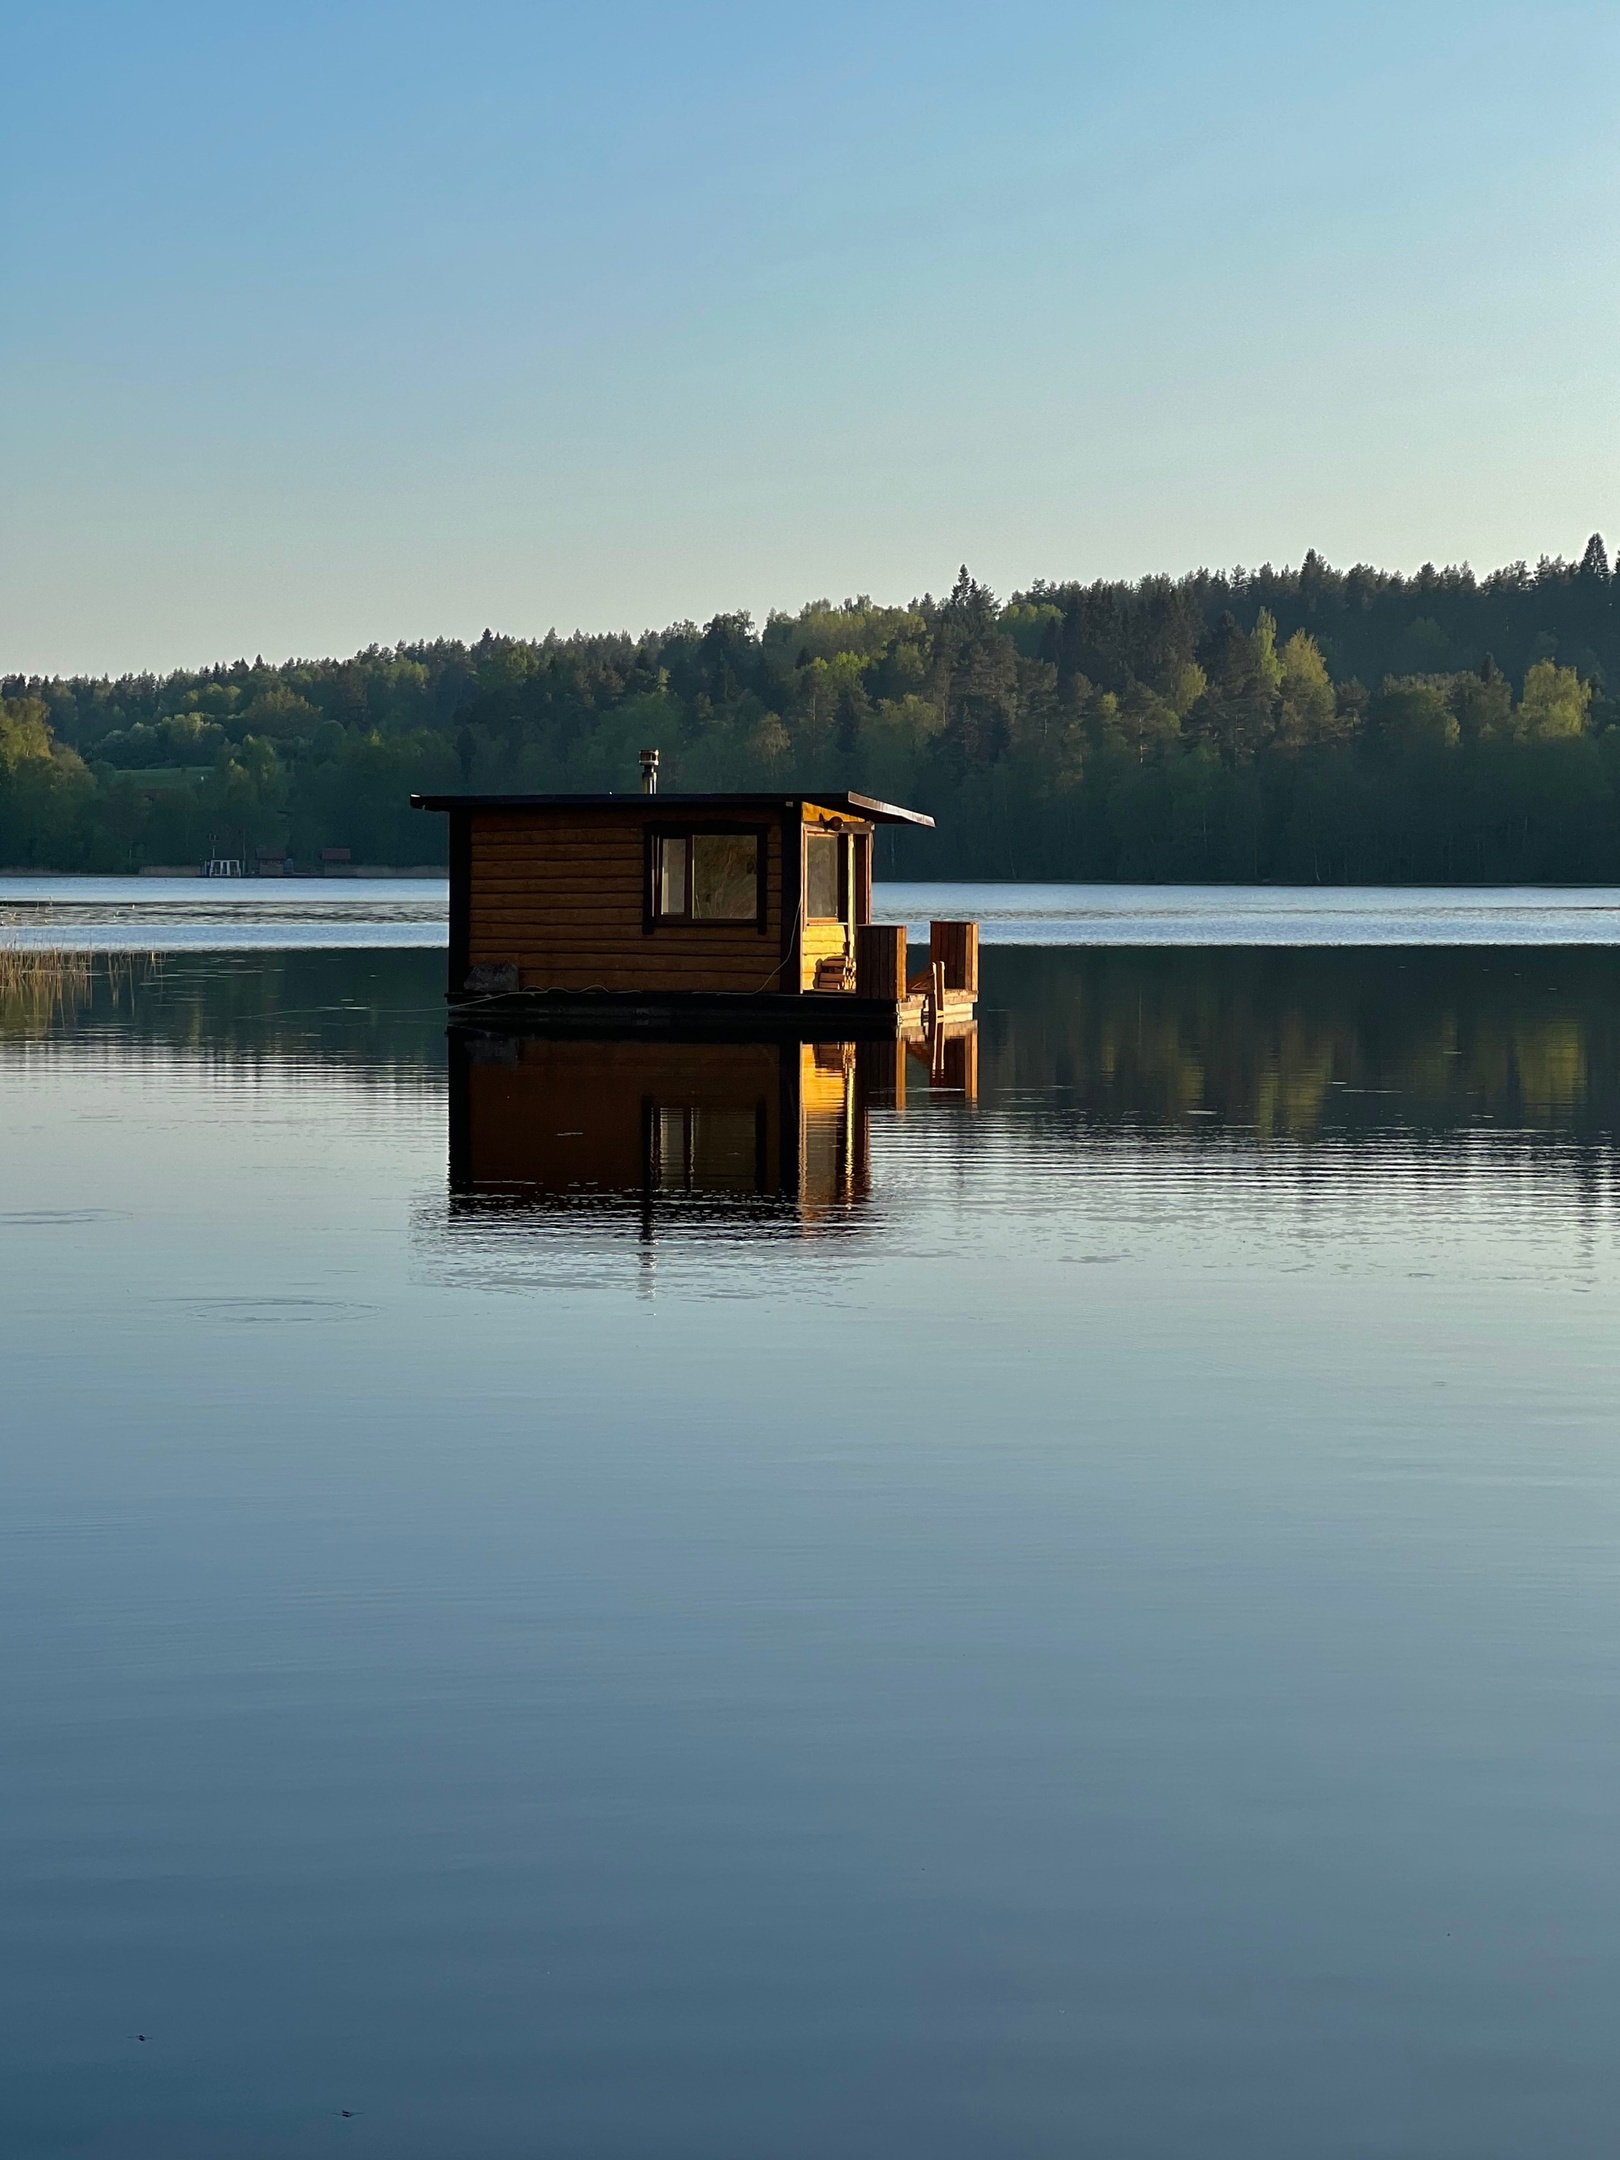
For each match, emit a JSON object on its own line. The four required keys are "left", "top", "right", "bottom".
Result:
{"left": 3, "top": 0, "right": 1617, "bottom": 676}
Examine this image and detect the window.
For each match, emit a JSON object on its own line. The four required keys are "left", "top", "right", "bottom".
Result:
{"left": 657, "top": 835, "right": 687, "bottom": 917}
{"left": 806, "top": 831, "right": 842, "bottom": 920}
{"left": 650, "top": 830, "right": 761, "bottom": 924}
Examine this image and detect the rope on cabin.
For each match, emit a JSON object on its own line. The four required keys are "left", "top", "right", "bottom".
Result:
{"left": 751, "top": 886, "right": 805, "bottom": 994}
{"left": 456, "top": 983, "right": 616, "bottom": 1005}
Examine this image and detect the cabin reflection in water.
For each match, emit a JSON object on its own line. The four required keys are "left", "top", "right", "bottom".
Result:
{"left": 448, "top": 1026, "right": 977, "bottom": 1218}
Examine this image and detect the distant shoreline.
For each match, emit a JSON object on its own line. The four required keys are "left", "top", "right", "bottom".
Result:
{"left": 7, "top": 868, "right": 1620, "bottom": 895}
{"left": 0, "top": 864, "right": 448, "bottom": 880}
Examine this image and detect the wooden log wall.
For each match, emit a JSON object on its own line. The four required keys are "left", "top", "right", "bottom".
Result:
{"left": 467, "top": 810, "right": 789, "bottom": 995}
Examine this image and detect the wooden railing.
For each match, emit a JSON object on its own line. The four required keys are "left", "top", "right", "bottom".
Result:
{"left": 929, "top": 919, "right": 979, "bottom": 997}
{"left": 855, "top": 920, "right": 978, "bottom": 1004}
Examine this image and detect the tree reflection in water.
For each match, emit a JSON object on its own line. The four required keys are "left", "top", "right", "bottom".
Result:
{"left": 981, "top": 946, "right": 1620, "bottom": 1142}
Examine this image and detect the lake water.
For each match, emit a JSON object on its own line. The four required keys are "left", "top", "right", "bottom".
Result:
{"left": 10, "top": 876, "right": 1620, "bottom": 949}
{"left": 4, "top": 901, "right": 1620, "bottom": 2156}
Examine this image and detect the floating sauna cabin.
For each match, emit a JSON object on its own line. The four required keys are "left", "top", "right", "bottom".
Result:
{"left": 412, "top": 773, "right": 978, "bottom": 1031}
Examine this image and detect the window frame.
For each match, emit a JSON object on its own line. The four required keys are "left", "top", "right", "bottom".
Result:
{"left": 807, "top": 829, "right": 851, "bottom": 924}
{"left": 803, "top": 827, "right": 852, "bottom": 924}
{"left": 644, "top": 823, "right": 769, "bottom": 933}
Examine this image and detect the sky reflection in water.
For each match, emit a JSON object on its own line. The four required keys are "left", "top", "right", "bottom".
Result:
{"left": 1, "top": 939, "right": 1619, "bottom": 2158}
{"left": 10, "top": 876, "right": 1620, "bottom": 951}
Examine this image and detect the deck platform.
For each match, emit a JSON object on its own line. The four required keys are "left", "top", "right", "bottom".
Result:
{"left": 444, "top": 984, "right": 976, "bottom": 1040}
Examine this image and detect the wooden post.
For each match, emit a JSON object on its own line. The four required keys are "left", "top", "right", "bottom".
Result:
{"left": 856, "top": 922, "right": 907, "bottom": 1002}
{"left": 929, "top": 920, "right": 978, "bottom": 996}
{"left": 448, "top": 811, "right": 472, "bottom": 992}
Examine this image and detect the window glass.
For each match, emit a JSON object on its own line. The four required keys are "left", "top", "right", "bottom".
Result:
{"left": 805, "top": 831, "right": 841, "bottom": 920}
{"left": 691, "top": 833, "right": 759, "bottom": 921}
{"left": 656, "top": 835, "right": 687, "bottom": 917}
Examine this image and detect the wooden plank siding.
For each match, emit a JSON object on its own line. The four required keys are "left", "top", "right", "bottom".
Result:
{"left": 468, "top": 810, "right": 790, "bottom": 995}
{"left": 801, "top": 918, "right": 851, "bottom": 989}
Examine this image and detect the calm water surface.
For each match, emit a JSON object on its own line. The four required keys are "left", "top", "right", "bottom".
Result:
{"left": 10, "top": 876, "right": 1620, "bottom": 949}
{"left": 3, "top": 923, "right": 1620, "bottom": 2157}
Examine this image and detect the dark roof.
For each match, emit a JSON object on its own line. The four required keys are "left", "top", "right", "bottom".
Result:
{"left": 409, "top": 789, "right": 935, "bottom": 829}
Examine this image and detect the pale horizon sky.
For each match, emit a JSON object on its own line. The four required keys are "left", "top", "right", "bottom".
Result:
{"left": 3, "top": 0, "right": 1618, "bottom": 680}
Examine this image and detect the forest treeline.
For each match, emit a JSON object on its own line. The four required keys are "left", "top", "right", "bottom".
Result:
{"left": 5, "top": 537, "right": 1620, "bottom": 879}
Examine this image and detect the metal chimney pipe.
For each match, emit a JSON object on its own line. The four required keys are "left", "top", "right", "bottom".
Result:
{"left": 639, "top": 748, "right": 659, "bottom": 795}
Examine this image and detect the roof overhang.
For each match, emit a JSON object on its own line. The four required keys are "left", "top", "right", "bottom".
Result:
{"left": 410, "top": 790, "right": 935, "bottom": 829}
